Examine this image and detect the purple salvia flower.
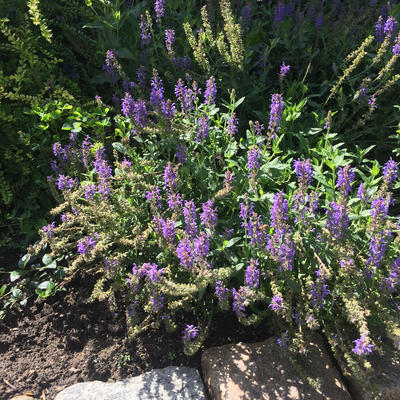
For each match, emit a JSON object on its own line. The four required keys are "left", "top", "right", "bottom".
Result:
{"left": 104, "top": 50, "right": 119, "bottom": 83}
{"left": 385, "top": 256, "right": 400, "bottom": 291}
{"left": 175, "top": 79, "right": 195, "bottom": 113}
{"left": 383, "top": 158, "right": 398, "bottom": 187}
{"left": 326, "top": 202, "right": 349, "bottom": 240}
{"left": 279, "top": 61, "right": 290, "bottom": 78}
{"left": 336, "top": 165, "right": 355, "bottom": 196}
{"left": 224, "top": 170, "right": 235, "bottom": 188}
{"left": 83, "top": 183, "right": 96, "bottom": 201}
{"left": 142, "top": 263, "right": 165, "bottom": 283}
{"left": 215, "top": 281, "right": 230, "bottom": 309}
{"left": 149, "top": 293, "right": 164, "bottom": 312}
{"left": 57, "top": 175, "right": 78, "bottom": 191}
{"left": 81, "top": 135, "right": 92, "bottom": 168}
{"left": 93, "top": 147, "right": 112, "bottom": 180}
{"left": 269, "top": 294, "right": 283, "bottom": 312}
{"left": 307, "top": 191, "right": 319, "bottom": 216}
{"left": 97, "top": 180, "right": 110, "bottom": 200}
{"left": 278, "top": 234, "right": 295, "bottom": 272}
{"left": 247, "top": 145, "right": 261, "bottom": 179}
{"left": 183, "top": 200, "right": 198, "bottom": 237}
{"left": 154, "top": 0, "right": 164, "bottom": 23}
{"left": 245, "top": 259, "right": 259, "bottom": 288}
{"left": 267, "top": 93, "right": 284, "bottom": 140}
{"left": 384, "top": 16, "right": 397, "bottom": 38}
{"left": 150, "top": 71, "right": 164, "bottom": 110}
{"left": 161, "top": 99, "right": 176, "bottom": 120}
{"left": 294, "top": 158, "right": 313, "bottom": 187}
{"left": 274, "top": 2, "right": 285, "bottom": 29}
{"left": 122, "top": 92, "right": 134, "bottom": 117}
{"left": 227, "top": 112, "right": 239, "bottom": 138}
{"left": 176, "top": 237, "right": 194, "bottom": 270}
{"left": 200, "top": 199, "right": 217, "bottom": 232}
{"left": 254, "top": 121, "right": 264, "bottom": 135}
{"left": 375, "top": 15, "right": 384, "bottom": 42}
{"left": 137, "top": 66, "right": 146, "bottom": 87}
{"left": 204, "top": 76, "right": 217, "bottom": 105}
{"left": 161, "top": 218, "right": 176, "bottom": 243}
{"left": 370, "top": 197, "right": 390, "bottom": 227}
{"left": 183, "top": 325, "right": 198, "bottom": 341}
{"left": 42, "top": 221, "right": 55, "bottom": 239}
{"left": 367, "top": 231, "right": 387, "bottom": 270}
{"left": 232, "top": 288, "right": 246, "bottom": 318}
{"left": 145, "top": 186, "right": 161, "bottom": 208}
{"left": 352, "top": 333, "right": 374, "bottom": 356}
{"left": 310, "top": 282, "right": 331, "bottom": 308}
{"left": 167, "top": 192, "right": 182, "bottom": 212}
{"left": 133, "top": 99, "right": 147, "bottom": 127}
{"left": 139, "top": 15, "right": 151, "bottom": 47}
{"left": 163, "top": 162, "right": 176, "bottom": 192}
{"left": 357, "top": 183, "right": 370, "bottom": 202}
{"left": 193, "top": 232, "right": 210, "bottom": 261}
{"left": 270, "top": 191, "right": 289, "bottom": 233}
{"left": 368, "top": 95, "right": 377, "bottom": 111}
{"left": 196, "top": 115, "right": 209, "bottom": 143}
{"left": 77, "top": 233, "right": 99, "bottom": 255}
{"left": 165, "top": 29, "right": 175, "bottom": 53}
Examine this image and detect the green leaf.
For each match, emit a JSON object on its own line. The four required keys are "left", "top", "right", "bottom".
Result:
{"left": 225, "top": 237, "right": 241, "bottom": 248}
{"left": 62, "top": 122, "right": 73, "bottom": 130}
{"left": 0, "top": 284, "right": 7, "bottom": 296}
{"left": 112, "top": 142, "right": 128, "bottom": 154}
{"left": 10, "top": 270, "right": 22, "bottom": 282}
{"left": 235, "top": 263, "right": 244, "bottom": 271}
{"left": 42, "top": 254, "right": 53, "bottom": 265}
{"left": 234, "top": 96, "right": 246, "bottom": 109}
{"left": 18, "top": 254, "right": 31, "bottom": 269}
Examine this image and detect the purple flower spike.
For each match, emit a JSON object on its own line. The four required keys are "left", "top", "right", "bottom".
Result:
{"left": 154, "top": 0, "right": 164, "bottom": 23}
{"left": 267, "top": 93, "right": 284, "bottom": 140}
{"left": 200, "top": 199, "right": 217, "bottom": 232}
{"left": 227, "top": 112, "right": 239, "bottom": 138}
{"left": 383, "top": 158, "right": 398, "bottom": 187}
{"left": 245, "top": 259, "right": 259, "bottom": 289}
{"left": 326, "top": 202, "right": 349, "bottom": 240}
{"left": 384, "top": 16, "right": 397, "bottom": 38}
{"left": 269, "top": 294, "right": 283, "bottom": 312}
{"left": 294, "top": 158, "right": 313, "bottom": 187}
{"left": 163, "top": 162, "right": 176, "bottom": 193}
{"left": 279, "top": 62, "right": 290, "bottom": 78}
{"left": 352, "top": 333, "right": 374, "bottom": 356}
{"left": 165, "top": 29, "right": 175, "bottom": 53}
{"left": 204, "top": 76, "right": 217, "bottom": 105}
{"left": 247, "top": 146, "right": 261, "bottom": 179}
{"left": 183, "top": 325, "right": 198, "bottom": 341}
{"left": 196, "top": 115, "right": 209, "bottom": 143}
{"left": 336, "top": 165, "right": 355, "bottom": 196}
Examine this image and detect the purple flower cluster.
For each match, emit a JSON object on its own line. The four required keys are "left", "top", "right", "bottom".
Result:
{"left": 278, "top": 235, "right": 295, "bottom": 272}
{"left": 215, "top": 281, "right": 230, "bottom": 309}
{"left": 139, "top": 15, "right": 151, "bottom": 47}
{"left": 165, "top": 29, "right": 175, "bottom": 53}
{"left": 193, "top": 232, "right": 210, "bottom": 262}
{"left": 145, "top": 186, "right": 161, "bottom": 208}
{"left": 383, "top": 158, "right": 398, "bottom": 187}
{"left": 223, "top": 170, "right": 235, "bottom": 188}
{"left": 150, "top": 71, "right": 164, "bottom": 110}
{"left": 104, "top": 50, "right": 119, "bottom": 83}
{"left": 310, "top": 281, "right": 331, "bottom": 309}
{"left": 336, "top": 165, "right": 355, "bottom": 196}
{"left": 42, "top": 221, "right": 55, "bottom": 238}
{"left": 232, "top": 288, "right": 246, "bottom": 318}
{"left": 247, "top": 146, "right": 261, "bottom": 179}
{"left": 326, "top": 202, "right": 349, "bottom": 240}
{"left": 366, "top": 231, "right": 388, "bottom": 274}
{"left": 154, "top": 0, "right": 164, "bottom": 22}
{"left": 83, "top": 183, "right": 96, "bottom": 201}
{"left": 149, "top": 293, "right": 164, "bottom": 312}
{"left": 368, "top": 95, "right": 377, "bottom": 111}
{"left": 357, "top": 183, "right": 370, "bottom": 202}
{"left": 279, "top": 62, "right": 290, "bottom": 79}
{"left": 122, "top": 92, "right": 134, "bottom": 118}
{"left": 183, "top": 200, "right": 198, "bottom": 237}
{"left": 141, "top": 262, "right": 165, "bottom": 283}
{"left": 375, "top": 15, "right": 385, "bottom": 42}
{"left": 176, "top": 238, "right": 194, "bottom": 270}
{"left": 294, "top": 158, "right": 313, "bottom": 187}
{"left": 384, "top": 16, "right": 397, "bottom": 38}
{"left": 173, "top": 55, "right": 191, "bottom": 70}
{"left": 254, "top": 121, "right": 264, "bottom": 136}
{"left": 245, "top": 259, "right": 259, "bottom": 289}
{"left": 370, "top": 197, "right": 390, "bottom": 227}
{"left": 153, "top": 216, "right": 176, "bottom": 243}
{"left": 182, "top": 325, "right": 198, "bottom": 341}
{"left": 269, "top": 294, "right": 283, "bottom": 312}
{"left": 174, "top": 79, "right": 198, "bottom": 113}
{"left": 270, "top": 191, "right": 289, "bottom": 233}
{"left": 93, "top": 147, "right": 112, "bottom": 199}
{"left": 77, "top": 233, "right": 99, "bottom": 255}
{"left": 196, "top": 116, "right": 209, "bottom": 143}
{"left": 267, "top": 93, "right": 284, "bottom": 140}
{"left": 227, "top": 113, "right": 239, "bottom": 138}
{"left": 57, "top": 175, "right": 78, "bottom": 191}
{"left": 200, "top": 199, "right": 217, "bottom": 232}
{"left": 163, "top": 162, "right": 176, "bottom": 193}
{"left": 204, "top": 76, "right": 217, "bottom": 105}
{"left": 352, "top": 333, "right": 374, "bottom": 356}
{"left": 385, "top": 256, "right": 400, "bottom": 291}
{"left": 137, "top": 66, "right": 146, "bottom": 87}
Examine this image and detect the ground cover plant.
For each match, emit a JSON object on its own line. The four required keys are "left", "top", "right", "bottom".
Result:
{"left": 1, "top": 0, "right": 400, "bottom": 397}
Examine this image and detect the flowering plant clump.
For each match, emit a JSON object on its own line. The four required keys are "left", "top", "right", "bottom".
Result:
{"left": 11, "top": 2, "right": 400, "bottom": 395}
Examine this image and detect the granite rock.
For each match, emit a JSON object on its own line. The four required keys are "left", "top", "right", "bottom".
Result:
{"left": 201, "top": 334, "right": 351, "bottom": 400}
{"left": 54, "top": 366, "right": 208, "bottom": 400}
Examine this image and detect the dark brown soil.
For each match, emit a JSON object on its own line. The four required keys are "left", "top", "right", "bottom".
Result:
{"left": 0, "top": 274, "right": 271, "bottom": 400}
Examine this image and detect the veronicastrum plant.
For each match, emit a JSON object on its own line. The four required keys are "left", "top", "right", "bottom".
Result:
{"left": 33, "top": 66, "right": 400, "bottom": 388}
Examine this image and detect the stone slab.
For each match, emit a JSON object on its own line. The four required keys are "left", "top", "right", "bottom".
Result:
{"left": 201, "top": 334, "right": 351, "bottom": 400}
{"left": 54, "top": 366, "right": 208, "bottom": 400}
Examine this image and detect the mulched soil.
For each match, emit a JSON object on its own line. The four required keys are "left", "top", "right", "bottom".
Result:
{"left": 0, "top": 258, "right": 271, "bottom": 400}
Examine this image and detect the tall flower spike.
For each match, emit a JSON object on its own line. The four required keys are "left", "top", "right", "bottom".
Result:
{"left": 267, "top": 93, "right": 284, "bottom": 141}
{"left": 204, "top": 76, "right": 217, "bottom": 105}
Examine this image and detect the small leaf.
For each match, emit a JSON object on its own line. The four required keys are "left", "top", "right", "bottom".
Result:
{"left": 0, "top": 284, "right": 7, "bottom": 296}
{"left": 10, "top": 270, "right": 22, "bottom": 282}
{"left": 42, "top": 254, "right": 53, "bottom": 265}
{"left": 225, "top": 237, "right": 241, "bottom": 248}
{"left": 112, "top": 142, "right": 127, "bottom": 154}
{"left": 18, "top": 254, "right": 31, "bottom": 269}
